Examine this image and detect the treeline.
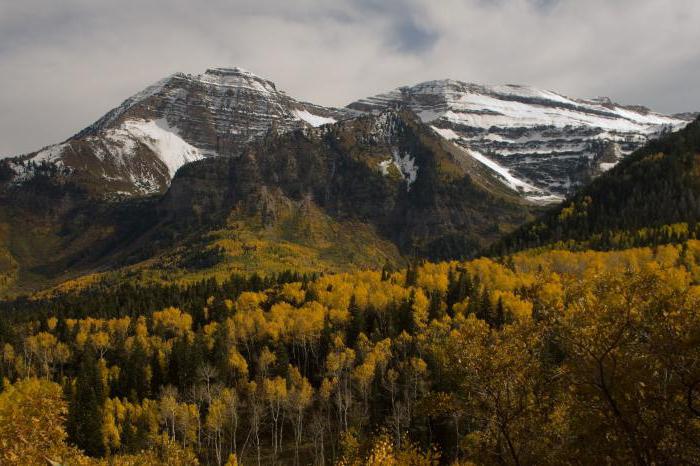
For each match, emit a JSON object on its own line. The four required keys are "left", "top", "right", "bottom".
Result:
{"left": 2, "top": 243, "right": 700, "bottom": 464}
{"left": 493, "top": 116, "right": 700, "bottom": 255}
{"left": 0, "top": 269, "right": 314, "bottom": 323}
{"left": 493, "top": 221, "right": 700, "bottom": 254}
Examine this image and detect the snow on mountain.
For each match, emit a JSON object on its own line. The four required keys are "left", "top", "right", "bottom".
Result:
{"left": 80, "top": 67, "right": 352, "bottom": 156}
{"left": 118, "top": 119, "right": 203, "bottom": 178}
{"left": 293, "top": 109, "right": 337, "bottom": 127}
{"left": 349, "top": 79, "right": 690, "bottom": 202}
{"left": 6, "top": 67, "right": 352, "bottom": 197}
{"left": 4, "top": 69, "right": 693, "bottom": 202}
{"left": 378, "top": 147, "right": 419, "bottom": 190}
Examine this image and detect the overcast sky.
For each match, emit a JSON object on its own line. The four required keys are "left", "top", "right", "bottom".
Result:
{"left": 1, "top": 0, "right": 699, "bottom": 155}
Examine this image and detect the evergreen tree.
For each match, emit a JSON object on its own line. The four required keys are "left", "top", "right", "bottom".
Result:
{"left": 347, "top": 295, "right": 365, "bottom": 347}
{"left": 67, "top": 349, "right": 106, "bottom": 456}
{"left": 428, "top": 290, "right": 445, "bottom": 321}
{"left": 494, "top": 296, "right": 506, "bottom": 329}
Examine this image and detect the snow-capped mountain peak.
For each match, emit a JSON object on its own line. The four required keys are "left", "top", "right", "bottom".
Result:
{"left": 348, "top": 79, "right": 690, "bottom": 201}
{"left": 196, "top": 67, "right": 279, "bottom": 94}
{"left": 2, "top": 71, "right": 692, "bottom": 202}
{"left": 4, "top": 67, "right": 352, "bottom": 197}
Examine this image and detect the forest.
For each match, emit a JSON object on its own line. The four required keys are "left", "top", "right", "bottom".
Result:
{"left": 2, "top": 241, "right": 700, "bottom": 465}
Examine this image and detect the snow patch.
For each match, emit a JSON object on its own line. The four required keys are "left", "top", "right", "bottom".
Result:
{"left": 378, "top": 148, "right": 419, "bottom": 190}
{"left": 466, "top": 148, "right": 539, "bottom": 194}
{"left": 525, "top": 193, "right": 565, "bottom": 204}
{"left": 32, "top": 143, "right": 68, "bottom": 164}
{"left": 431, "top": 126, "right": 460, "bottom": 140}
{"left": 392, "top": 148, "right": 418, "bottom": 188}
{"left": 293, "top": 109, "right": 337, "bottom": 127}
{"left": 120, "top": 119, "right": 205, "bottom": 177}
{"left": 418, "top": 109, "right": 441, "bottom": 122}
{"left": 197, "top": 68, "right": 277, "bottom": 95}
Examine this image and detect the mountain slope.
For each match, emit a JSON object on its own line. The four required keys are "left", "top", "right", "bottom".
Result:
{"left": 492, "top": 116, "right": 700, "bottom": 253}
{"left": 2, "top": 68, "right": 351, "bottom": 197}
{"left": 0, "top": 110, "right": 537, "bottom": 296}
{"left": 160, "top": 109, "right": 535, "bottom": 261}
{"left": 349, "top": 80, "right": 690, "bottom": 202}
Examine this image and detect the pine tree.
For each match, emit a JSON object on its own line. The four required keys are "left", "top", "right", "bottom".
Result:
{"left": 347, "top": 295, "right": 365, "bottom": 347}
{"left": 67, "top": 348, "right": 106, "bottom": 456}
{"left": 428, "top": 290, "right": 445, "bottom": 321}
{"left": 494, "top": 296, "right": 506, "bottom": 329}
{"left": 477, "top": 288, "right": 493, "bottom": 324}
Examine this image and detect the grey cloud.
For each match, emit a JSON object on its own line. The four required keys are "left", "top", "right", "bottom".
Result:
{"left": 0, "top": 0, "right": 699, "bottom": 156}
{"left": 391, "top": 18, "right": 439, "bottom": 53}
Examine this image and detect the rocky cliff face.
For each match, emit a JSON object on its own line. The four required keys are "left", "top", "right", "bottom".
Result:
{"left": 348, "top": 80, "right": 690, "bottom": 202}
{"left": 162, "top": 109, "right": 535, "bottom": 260}
{"left": 2, "top": 67, "right": 352, "bottom": 197}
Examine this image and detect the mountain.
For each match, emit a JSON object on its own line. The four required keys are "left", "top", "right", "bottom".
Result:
{"left": 0, "top": 67, "right": 693, "bottom": 295}
{"left": 160, "top": 109, "right": 534, "bottom": 258}
{"left": 492, "top": 116, "right": 700, "bottom": 253}
{"left": 3, "top": 69, "right": 688, "bottom": 202}
{"left": 349, "top": 80, "right": 690, "bottom": 202}
{"left": 0, "top": 109, "right": 535, "bottom": 296}
{"left": 1, "top": 67, "right": 351, "bottom": 197}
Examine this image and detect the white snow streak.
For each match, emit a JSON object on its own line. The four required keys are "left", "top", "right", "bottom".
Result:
{"left": 466, "top": 148, "right": 538, "bottom": 193}
{"left": 293, "top": 109, "right": 337, "bottom": 127}
{"left": 378, "top": 148, "right": 419, "bottom": 190}
{"left": 119, "top": 119, "right": 204, "bottom": 177}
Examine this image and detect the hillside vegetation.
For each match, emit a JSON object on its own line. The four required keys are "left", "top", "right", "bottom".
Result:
{"left": 2, "top": 242, "right": 700, "bottom": 464}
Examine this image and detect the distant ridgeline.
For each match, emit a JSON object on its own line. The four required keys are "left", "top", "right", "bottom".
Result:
{"left": 491, "top": 116, "right": 700, "bottom": 254}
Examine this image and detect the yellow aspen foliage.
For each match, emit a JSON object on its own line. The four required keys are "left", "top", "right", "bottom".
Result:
{"left": 203, "top": 322, "right": 219, "bottom": 351}
{"left": 326, "top": 337, "right": 355, "bottom": 374}
{"left": 493, "top": 290, "right": 533, "bottom": 322}
{"left": 152, "top": 307, "right": 193, "bottom": 338}
{"left": 411, "top": 289, "right": 430, "bottom": 329}
{"left": 234, "top": 291, "right": 267, "bottom": 313}
{"left": 452, "top": 299, "right": 469, "bottom": 316}
{"left": 319, "top": 377, "right": 333, "bottom": 402}
{"left": 102, "top": 399, "right": 121, "bottom": 452}
{"left": 65, "top": 318, "right": 77, "bottom": 333}
{"left": 287, "top": 365, "right": 313, "bottom": 410}
{"left": 280, "top": 282, "right": 306, "bottom": 305}
{"left": 91, "top": 331, "right": 110, "bottom": 358}
{"left": 417, "top": 262, "right": 451, "bottom": 294}
{"left": 134, "top": 315, "right": 148, "bottom": 335}
{"left": 47, "top": 316, "right": 58, "bottom": 331}
{"left": 228, "top": 347, "right": 249, "bottom": 380}
{"left": 258, "top": 346, "right": 277, "bottom": 377}
{"left": 109, "top": 316, "right": 132, "bottom": 339}
{"left": 263, "top": 376, "right": 288, "bottom": 403}
{"left": 25, "top": 331, "right": 60, "bottom": 377}
{"left": 329, "top": 307, "right": 350, "bottom": 326}
{"left": 0, "top": 378, "right": 83, "bottom": 465}
{"left": 2, "top": 343, "right": 14, "bottom": 366}
{"left": 75, "top": 330, "right": 89, "bottom": 349}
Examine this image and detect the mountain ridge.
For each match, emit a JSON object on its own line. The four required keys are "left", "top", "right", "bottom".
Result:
{"left": 1, "top": 67, "right": 354, "bottom": 198}
{"left": 348, "top": 78, "right": 690, "bottom": 201}
{"left": 1, "top": 67, "right": 691, "bottom": 201}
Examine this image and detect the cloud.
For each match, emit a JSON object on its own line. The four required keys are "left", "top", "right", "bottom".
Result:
{"left": 0, "top": 0, "right": 698, "bottom": 155}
